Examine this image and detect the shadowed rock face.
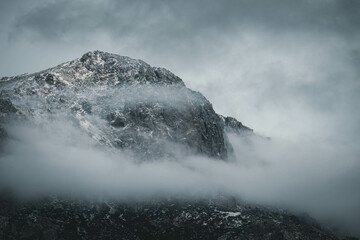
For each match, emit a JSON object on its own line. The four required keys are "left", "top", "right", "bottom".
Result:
{"left": 223, "top": 116, "right": 253, "bottom": 134}
{"left": 0, "top": 98, "right": 23, "bottom": 143}
{"left": 0, "top": 98, "right": 18, "bottom": 114}
{"left": 0, "top": 50, "right": 251, "bottom": 159}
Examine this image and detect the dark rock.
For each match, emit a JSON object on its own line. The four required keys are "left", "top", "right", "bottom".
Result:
{"left": 0, "top": 99, "right": 18, "bottom": 114}
{"left": 0, "top": 196, "right": 340, "bottom": 240}
{"left": 107, "top": 112, "right": 126, "bottom": 127}
{"left": 222, "top": 116, "right": 253, "bottom": 134}
{"left": 0, "top": 98, "right": 22, "bottom": 144}
{"left": 81, "top": 101, "right": 92, "bottom": 114}
{"left": 45, "top": 74, "right": 55, "bottom": 85}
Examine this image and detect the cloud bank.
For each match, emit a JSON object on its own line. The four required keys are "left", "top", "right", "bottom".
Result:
{"left": 0, "top": 119, "right": 359, "bottom": 236}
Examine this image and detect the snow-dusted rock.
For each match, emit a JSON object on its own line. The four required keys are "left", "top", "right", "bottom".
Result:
{"left": 0, "top": 50, "right": 251, "bottom": 159}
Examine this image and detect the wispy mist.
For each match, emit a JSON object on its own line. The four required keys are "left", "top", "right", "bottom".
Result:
{"left": 1, "top": 119, "right": 359, "bottom": 236}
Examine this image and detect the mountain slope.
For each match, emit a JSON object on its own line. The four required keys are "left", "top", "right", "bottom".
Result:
{"left": 0, "top": 195, "right": 339, "bottom": 240}
{"left": 0, "top": 50, "right": 251, "bottom": 159}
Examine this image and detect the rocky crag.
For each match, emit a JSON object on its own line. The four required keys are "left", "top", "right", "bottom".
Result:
{"left": 0, "top": 50, "right": 251, "bottom": 160}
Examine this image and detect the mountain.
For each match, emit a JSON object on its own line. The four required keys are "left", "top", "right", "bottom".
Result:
{"left": 0, "top": 50, "right": 251, "bottom": 160}
{"left": 0, "top": 51, "right": 343, "bottom": 239}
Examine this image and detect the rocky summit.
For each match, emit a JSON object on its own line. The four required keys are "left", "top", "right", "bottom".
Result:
{"left": 0, "top": 50, "right": 251, "bottom": 160}
{"left": 0, "top": 51, "right": 345, "bottom": 239}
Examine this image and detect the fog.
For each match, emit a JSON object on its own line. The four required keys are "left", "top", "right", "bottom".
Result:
{"left": 1, "top": 118, "right": 359, "bottom": 236}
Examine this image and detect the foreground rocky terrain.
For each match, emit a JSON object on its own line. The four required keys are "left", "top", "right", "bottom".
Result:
{"left": 0, "top": 194, "right": 340, "bottom": 240}
{"left": 0, "top": 51, "right": 350, "bottom": 239}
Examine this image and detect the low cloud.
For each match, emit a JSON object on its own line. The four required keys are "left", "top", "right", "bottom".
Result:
{"left": 0, "top": 118, "right": 359, "bottom": 236}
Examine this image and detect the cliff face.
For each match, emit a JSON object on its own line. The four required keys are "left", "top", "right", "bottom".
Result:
{"left": 0, "top": 50, "right": 251, "bottom": 159}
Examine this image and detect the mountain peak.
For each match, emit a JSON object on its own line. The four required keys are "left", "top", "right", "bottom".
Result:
{"left": 0, "top": 51, "right": 253, "bottom": 159}
{"left": 70, "top": 50, "right": 185, "bottom": 86}
{"left": 80, "top": 50, "right": 136, "bottom": 65}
